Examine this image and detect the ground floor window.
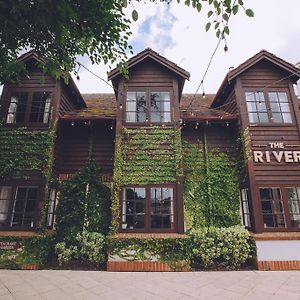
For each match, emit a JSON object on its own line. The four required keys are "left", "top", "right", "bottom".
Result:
{"left": 259, "top": 186, "right": 300, "bottom": 230}
{"left": 121, "top": 185, "right": 175, "bottom": 232}
{"left": 0, "top": 185, "right": 39, "bottom": 229}
{"left": 240, "top": 189, "right": 251, "bottom": 228}
{"left": 46, "top": 188, "right": 58, "bottom": 228}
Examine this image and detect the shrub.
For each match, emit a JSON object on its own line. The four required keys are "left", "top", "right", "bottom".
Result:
{"left": 56, "top": 160, "right": 111, "bottom": 243}
{"left": 189, "top": 226, "right": 253, "bottom": 270}
{"left": 55, "top": 231, "right": 106, "bottom": 267}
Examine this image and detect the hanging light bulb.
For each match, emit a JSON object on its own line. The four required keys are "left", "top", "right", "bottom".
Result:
{"left": 110, "top": 122, "right": 114, "bottom": 130}
{"left": 76, "top": 74, "right": 80, "bottom": 81}
{"left": 202, "top": 92, "right": 206, "bottom": 98}
{"left": 119, "top": 103, "right": 123, "bottom": 109}
{"left": 206, "top": 120, "right": 209, "bottom": 126}
{"left": 71, "top": 120, "right": 74, "bottom": 126}
{"left": 226, "top": 122, "right": 229, "bottom": 126}
{"left": 191, "top": 112, "right": 195, "bottom": 116}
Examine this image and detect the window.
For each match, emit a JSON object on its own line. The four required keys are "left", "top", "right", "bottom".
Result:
{"left": 287, "top": 187, "right": 300, "bottom": 228}
{"left": 126, "top": 92, "right": 146, "bottom": 122}
{"left": 260, "top": 188, "right": 286, "bottom": 228}
{"left": 122, "top": 186, "right": 175, "bottom": 231}
{"left": 151, "top": 187, "right": 174, "bottom": 228}
{"left": 126, "top": 91, "right": 172, "bottom": 124}
{"left": 150, "top": 92, "right": 171, "bottom": 123}
{"left": 29, "top": 92, "right": 52, "bottom": 123}
{"left": 6, "top": 92, "right": 28, "bottom": 124}
{"left": 245, "top": 91, "right": 292, "bottom": 124}
{"left": 6, "top": 91, "right": 52, "bottom": 125}
{"left": 246, "top": 92, "right": 268, "bottom": 123}
{"left": 122, "top": 187, "right": 146, "bottom": 229}
{"left": 0, "top": 186, "right": 12, "bottom": 226}
{"left": 240, "top": 189, "right": 251, "bottom": 227}
{"left": 46, "top": 189, "right": 57, "bottom": 228}
{"left": 0, "top": 185, "right": 39, "bottom": 228}
{"left": 268, "top": 92, "right": 292, "bottom": 123}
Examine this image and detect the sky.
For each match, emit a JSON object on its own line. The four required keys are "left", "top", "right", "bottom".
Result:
{"left": 74, "top": 0, "right": 300, "bottom": 95}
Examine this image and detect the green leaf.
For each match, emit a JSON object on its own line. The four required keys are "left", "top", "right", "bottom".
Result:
{"left": 232, "top": 5, "right": 238, "bottom": 15}
{"left": 222, "top": 13, "right": 229, "bottom": 22}
{"left": 196, "top": 2, "right": 202, "bottom": 12}
{"left": 184, "top": 0, "right": 190, "bottom": 6}
{"left": 205, "top": 22, "right": 211, "bottom": 32}
{"left": 245, "top": 9, "right": 254, "bottom": 17}
{"left": 224, "top": 26, "right": 230, "bottom": 35}
{"left": 238, "top": 0, "right": 244, "bottom": 5}
{"left": 123, "top": 0, "right": 128, "bottom": 8}
{"left": 207, "top": 10, "right": 213, "bottom": 17}
{"left": 132, "top": 9, "right": 138, "bottom": 21}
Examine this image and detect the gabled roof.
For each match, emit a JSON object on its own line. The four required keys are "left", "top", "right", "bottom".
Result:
{"left": 108, "top": 48, "right": 190, "bottom": 81}
{"left": 17, "top": 50, "right": 86, "bottom": 108}
{"left": 212, "top": 49, "right": 300, "bottom": 107}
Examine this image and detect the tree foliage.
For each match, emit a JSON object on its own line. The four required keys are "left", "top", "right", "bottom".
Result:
{"left": 0, "top": 0, "right": 253, "bottom": 83}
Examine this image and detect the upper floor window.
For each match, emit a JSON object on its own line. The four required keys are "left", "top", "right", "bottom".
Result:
{"left": 245, "top": 91, "right": 292, "bottom": 124}
{"left": 6, "top": 91, "right": 52, "bottom": 125}
{"left": 126, "top": 91, "right": 171, "bottom": 124}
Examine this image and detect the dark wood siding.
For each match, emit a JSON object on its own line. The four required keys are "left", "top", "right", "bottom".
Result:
{"left": 59, "top": 90, "right": 77, "bottom": 117}
{"left": 55, "top": 122, "right": 115, "bottom": 177}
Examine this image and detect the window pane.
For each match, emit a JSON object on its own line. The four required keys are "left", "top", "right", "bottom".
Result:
{"left": 240, "top": 189, "right": 251, "bottom": 227}
{"left": 272, "top": 113, "right": 283, "bottom": 123}
{"left": 29, "top": 92, "right": 52, "bottom": 123}
{"left": 150, "top": 92, "right": 171, "bottom": 123}
{"left": 282, "top": 113, "right": 292, "bottom": 123}
{"left": 126, "top": 92, "right": 146, "bottom": 123}
{"left": 126, "top": 101, "right": 136, "bottom": 111}
{"left": 122, "top": 187, "right": 146, "bottom": 229}
{"left": 260, "top": 188, "right": 285, "bottom": 228}
{"left": 6, "top": 93, "right": 28, "bottom": 123}
{"left": 280, "top": 103, "right": 290, "bottom": 112}
{"left": 258, "top": 113, "right": 268, "bottom": 123}
{"left": 278, "top": 92, "right": 288, "bottom": 102}
{"left": 0, "top": 186, "right": 12, "bottom": 226}
{"left": 287, "top": 188, "right": 300, "bottom": 228}
{"left": 12, "top": 187, "right": 38, "bottom": 227}
{"left": 248, "top": 113, "right": 258, "bottom": 123}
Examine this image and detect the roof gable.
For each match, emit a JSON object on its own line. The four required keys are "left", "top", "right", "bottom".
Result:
{"left": 108, "top": 48, "right": 190, "bottom": 81}
{"left": 212, "top": 49, "right": 300, "bottom": 108}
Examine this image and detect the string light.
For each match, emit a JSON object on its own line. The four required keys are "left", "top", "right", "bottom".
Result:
{"left": 71, "top": 120, "right": 74, "bottom": 126}
{"left": 119, "top": 103, "right": 123, "bottom": 109}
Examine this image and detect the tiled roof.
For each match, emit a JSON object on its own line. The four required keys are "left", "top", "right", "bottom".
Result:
{"left": 60, "top": 93, "right": 236, "bottom": 121}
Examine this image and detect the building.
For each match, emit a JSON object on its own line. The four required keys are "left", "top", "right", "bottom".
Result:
{"left": 1, "top": 48, "right": 300, "bottom": 270}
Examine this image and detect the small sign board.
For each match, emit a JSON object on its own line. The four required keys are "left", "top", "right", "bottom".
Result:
{"left": 0, "top": 241, "right": 19, "bottom": 250}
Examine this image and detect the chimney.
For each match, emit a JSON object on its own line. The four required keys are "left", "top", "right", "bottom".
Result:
{"left": 293, "top": 63, "right": 300, "bottom": 98}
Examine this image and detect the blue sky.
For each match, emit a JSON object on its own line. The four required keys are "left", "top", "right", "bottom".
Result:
{"left": 74, "top": 0, "right": 300, "bottom": 94}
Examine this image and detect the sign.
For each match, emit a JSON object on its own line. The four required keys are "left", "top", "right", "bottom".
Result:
{"left": 253, "top": 142, "right": 300, "bottom": 163}
{"left": 0, "top": 241, "right": 19, "bottom": 250}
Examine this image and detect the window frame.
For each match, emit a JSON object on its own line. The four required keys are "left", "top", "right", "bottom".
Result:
{"left": 257, "top": 185, "right": 300, "bottom": 232}
{"left": 245, "top": 89, "right": 294, "bottom": 125}
{"left": 124, "top": 89, "right": 173, "bottom": 126}
{"left": 0, "top": 183, "right": 42, "bottom": 231}
{"left": 119, "top": 184, "right": 177, "bottom": 233}
{"left": 240, "top": 188, "right": 252, "bottom": 228}
{"left": 4, "top": 88, "right": 53, "bottom": 127}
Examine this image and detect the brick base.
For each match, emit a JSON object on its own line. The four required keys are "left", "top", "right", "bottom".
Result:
{"left": 107, "top": 261, "right": 190, "bottom": 272}
{"left": 257, "top": 260, "right": 300, "bottom": 271}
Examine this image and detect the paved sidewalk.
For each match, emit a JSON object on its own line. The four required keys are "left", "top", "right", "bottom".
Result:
{"left": 0, "top": 270, "right": 300, "bottom": 300}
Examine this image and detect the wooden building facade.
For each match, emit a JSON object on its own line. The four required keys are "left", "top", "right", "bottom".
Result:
{"left": 1, "top": 48, "right": 300, "bottom": 268}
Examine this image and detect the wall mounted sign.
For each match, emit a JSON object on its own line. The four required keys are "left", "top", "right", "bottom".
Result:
{"left": 0, "top": 241, "right": 19, "bottom": 250}
{"left": 253, "top": 142, "right": 300, "bottom": 163}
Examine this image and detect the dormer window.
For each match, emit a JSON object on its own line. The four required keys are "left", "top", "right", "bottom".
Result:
{"left": 245, "top": 91, "right": 292, "bottom": 124}
{"left": 6, "top": 90, "right": 52, "bottom": 125}
{"left": 126, "top": 91, "right": 172, "bottom": 124}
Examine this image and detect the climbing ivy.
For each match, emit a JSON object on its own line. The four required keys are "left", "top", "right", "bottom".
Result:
{"left": 183, "top": 137, "right": 241, "bottom": 229}
{"left": 56, "top": 160, "right": 112, "bottom": 243}
{"left": 0, "top": 125, "right": 55, "bottom": 180}
{"left": 110, "top": 126, "right": 182, "bottom": 233}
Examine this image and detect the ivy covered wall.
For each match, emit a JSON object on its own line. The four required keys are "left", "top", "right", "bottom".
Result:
{"left": 0, "top": 125, "right": 55, "bottom": 180}
{"left": 111, "top": 126, "right": 182, "bottom": 232}
{"left": 182, "top": 131, "right": 241, "bottom": 229}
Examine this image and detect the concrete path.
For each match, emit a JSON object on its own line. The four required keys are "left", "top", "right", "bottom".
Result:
{"left": 0, "top": 270, "right": 299, "bottom": 300}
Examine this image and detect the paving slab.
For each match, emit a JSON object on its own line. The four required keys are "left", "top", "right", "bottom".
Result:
{"left": 0, "top": 270, "right": 299, "bottom": 300}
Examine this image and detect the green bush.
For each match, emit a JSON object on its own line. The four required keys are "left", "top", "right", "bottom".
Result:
{"left": 0, "top": 233, "right": 55, "bottom": 269}
{"left": 189, "top": 226, "right": 253, "bottom": 270}
{"left": 56, "top": 160, "right": 111, "bottom": 243}
{"left": 55, "top": 231, "right": 106, "bottom": 267}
